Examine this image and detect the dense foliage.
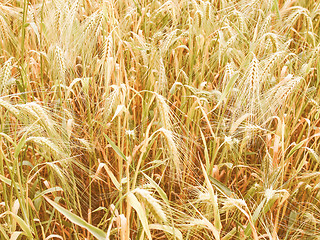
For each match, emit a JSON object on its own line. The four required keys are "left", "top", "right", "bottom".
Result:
{"left": 1, "top": 0, "right": 320, "bottom": 239}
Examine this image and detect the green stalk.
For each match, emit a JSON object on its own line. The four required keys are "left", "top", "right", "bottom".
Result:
{"left": 18, "top": 0, "right": 28, "bottom": 99}
{"left": 40, "top": 0, "right": 46, "bottom": 100}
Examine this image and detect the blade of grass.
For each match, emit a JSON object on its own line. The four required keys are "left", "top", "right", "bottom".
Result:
{"left": 44, "top": 196, "right": 107, "bottom": 240}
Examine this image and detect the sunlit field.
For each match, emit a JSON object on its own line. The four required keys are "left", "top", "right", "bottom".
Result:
{"left": 1, "top": 0, "right": 320, "bottom": 239}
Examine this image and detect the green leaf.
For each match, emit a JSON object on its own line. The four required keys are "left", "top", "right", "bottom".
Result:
{"left": 14, "top": 134, "right": 27, "bottom": 159}
{"left": 252, "top": 198, "right": 266, "bottom": 222}
{"left": 142, "top": 173, "right": 170, "bottom": 207}
{"left": 0, "top": 174, "right": 12, "bottom": 186}
{"left": 104, "top": 133, "right": 127, "bottom": 161}
{"left": 221, "top": 227, "right": 236, "bottom": 240}
{"left": 287, "top": 140, "right": 306, "bottom": 159}
{"left": 127, "top": 192, "right": 152, "bottom": 240}
{"left": 102, "top": 163, "right": 121, "bottom": 190}
{"left": 33, "top": 187, "right": 63, "bottom": 201}
{"left": 0, "top": 132, "right": 15, "bottom": 145}
{"left": 44, "top": 197, "right": 107, "bottom": 240}
{"left": 208, "top": 176, "right": 232, "bottom": 197}
{"left": 200, "top": 162, "right": 222, "bottom": 231}
{"left": 9, "top": 213, "right": 33, "bottom": 238}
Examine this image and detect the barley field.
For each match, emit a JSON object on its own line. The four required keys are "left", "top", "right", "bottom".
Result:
{"left": 1, "top": 0, "right": 320, "bottom": 239}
